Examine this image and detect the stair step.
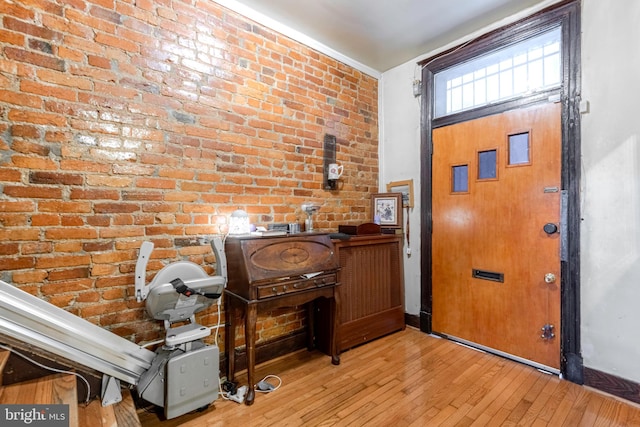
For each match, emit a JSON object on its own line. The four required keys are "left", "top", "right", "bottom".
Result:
{"left": 0, "top": 373, "right": 78, "bottom": 426}
{"left": 78, "top": 388, "right": 141, "bottom": 427}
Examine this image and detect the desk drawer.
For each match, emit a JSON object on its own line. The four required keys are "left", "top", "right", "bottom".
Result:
{"left": 256, "top": 273, "right": 337, "bottom": 299}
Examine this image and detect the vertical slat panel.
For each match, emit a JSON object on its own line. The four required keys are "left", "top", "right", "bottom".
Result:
{"left": 337, "top": 239, "right": 401, "bottom": 321}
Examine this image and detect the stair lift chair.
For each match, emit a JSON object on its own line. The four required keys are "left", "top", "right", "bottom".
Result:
{"left": 134, "top": 237, "right": 227, "bottom": 419}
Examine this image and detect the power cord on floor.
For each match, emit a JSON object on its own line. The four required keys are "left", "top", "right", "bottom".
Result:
{"left": 218, "top": 374, "right": 282, "bottom": 404}
{"left": 0, "top": 343, "right": 91, "bottom": 404}
{"left": 255, "top": 374, "right": 282, "bottom": 393}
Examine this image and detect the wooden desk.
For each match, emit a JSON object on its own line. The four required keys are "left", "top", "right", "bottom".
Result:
{"left": 224, "top": 234, "right": 341, "bottom": 405}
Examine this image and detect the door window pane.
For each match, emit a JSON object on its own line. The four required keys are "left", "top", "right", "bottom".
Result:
{"left": 509, "top": 132, "right": 530, "bottom": 165}
{"left": 452, "top": 165, "right": 468, "bottom": 193}
{"left": 478, "top": 150, "right": 497, "bottom": 179}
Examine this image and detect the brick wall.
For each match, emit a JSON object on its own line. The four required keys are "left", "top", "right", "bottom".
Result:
{"left": 0, "top": 0, "right": 378, "bottom": 349}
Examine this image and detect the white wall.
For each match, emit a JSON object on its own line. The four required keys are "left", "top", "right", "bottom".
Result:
{"left": 579, "top": 0, "right": 640, "bottom": 382}
{"left": 379, "top": 66, "right": 423, "bottom": 315}
{"left": 380, "top": 0, "right": 640, "bottom": 383}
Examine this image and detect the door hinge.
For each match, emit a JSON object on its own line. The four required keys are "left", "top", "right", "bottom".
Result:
{"left": 541, "top": 324, "right": 555, "bottom": 340}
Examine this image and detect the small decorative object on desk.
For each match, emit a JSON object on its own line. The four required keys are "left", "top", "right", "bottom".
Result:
{"left": 250, "top": 229, "right": 287, "bottom": 237}
{"left": 288, "top": 223, "right": 300, "bottom": 233}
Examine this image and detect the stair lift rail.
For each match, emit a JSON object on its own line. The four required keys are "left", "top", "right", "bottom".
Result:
{"left": 0, "top": 279, "right": 155, "bottom": 386}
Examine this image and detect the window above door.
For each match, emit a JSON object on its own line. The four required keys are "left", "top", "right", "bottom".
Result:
{"left": 433, "top": 27, "right": 562, "bottom": 118}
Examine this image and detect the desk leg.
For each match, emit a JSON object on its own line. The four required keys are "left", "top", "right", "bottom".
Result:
{"left": 225, "top": 296, "right": 236, "bottom": 382}
{"left": 331, "top": 291, "right": 341, "bottom": 365}
{"left": 244, "top": 302, "right": 257, "bottom": 405}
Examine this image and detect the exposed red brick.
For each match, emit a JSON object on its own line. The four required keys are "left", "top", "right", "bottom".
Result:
{"left": 70, "top": 188, "right": 120, "bottom": 200}
{"left": 86, "top": 215, "right": 111, "bottom": 227}
{"left": 0, "top": 89, "right": 43, "bottom": 108}
{"left": 12, "top": 270, "right": 48, "bottom": 284}
{"left": 0, "top": 0, "right": 379, "bottom": 345}
{"left": 0, "top": 243, "right": 20, "bottom": 255}
{"left": 8, "top": 109, "right": 67, "bottom": 126}
{"left": 0, "top": 200, "right": 34, "bottom": 212}
{"left": 36, "top": 254, "right": 92, "bottom": 269}
{"left": 80, "top": 300, "right": 129, "bottom": 318}
{"left": 47, "top": 267, "right": 90, "bottom": 281}
{"left": 44, "top": 228, "right": 98, "bottom": 240}
{"left": 4, "top": 185, "right": 63, "bottom": 199}
{"left": 61, "top": 216, "right": 84, "bottom": 226}
{"left": 29, "top": 171, "right": 84, "bottom": 185}
{"left": 87, "top": 55, "right": 111, "bottom": 69}
{"left": 91, "top": 263, "right": 117, "bottom": 276}
{"left": 95, "top": 32, "right": 138, "bottom": 53}
{"left": 83, "top": 241, "right": 114, "bottom": 252}
{"left": 48, "top": 295, "right": 76, "bottom": 308}
{"left": 21, "top": 241, "right": 53, "bottom": 255}
{"left": 93, "top": 202, "right": 141, "bottom": 213}
{"left": 10, "top": 140, "right": 51, "bottom": 156}
{"left": 0, "top": 256, "right": 35, "bottom": 271}
{"left": 75, "top": 291, "right": 101, "bottom": 303}
{"left": 30, "top": 214, "right": 60, "bottom": 226}
{"left": 4, "top": 47, "right": 65, "bottom": 71}
{"left": 11, "top": 124, "right": 42, "bottom": 139}
{"left": 3, "top": 16, "right": 62, "bottom": 41}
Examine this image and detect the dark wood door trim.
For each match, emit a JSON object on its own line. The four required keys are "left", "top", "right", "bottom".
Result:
{"left": 419, "top": 0, "right": 583, "bottom": 384}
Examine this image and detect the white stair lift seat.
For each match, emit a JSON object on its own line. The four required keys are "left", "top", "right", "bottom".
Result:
{"left": 135, "top": 237, "right": 227, "bottom": 419}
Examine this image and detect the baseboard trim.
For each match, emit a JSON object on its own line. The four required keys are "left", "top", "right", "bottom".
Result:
{"left": 404, "top": 313, "right": 420, "bottom": 329}
{"left": 419, "top": 310, "right": 432, "bottom": 333}
{"left": 584, "top": 366, "right": 640, "bottom": 405}
{"left": 222, "top": 330, "right": 308, "bottom": 375}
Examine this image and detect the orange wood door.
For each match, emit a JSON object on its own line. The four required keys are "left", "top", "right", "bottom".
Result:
{"left": 432, "top": 102, "right": 561, "bottom": 369}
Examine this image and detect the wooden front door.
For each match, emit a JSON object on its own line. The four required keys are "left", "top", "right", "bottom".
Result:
{"left": 432, "top": 102, "right": 561, "bottom": 369}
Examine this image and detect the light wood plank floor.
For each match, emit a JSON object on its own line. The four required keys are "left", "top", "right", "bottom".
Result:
{"left": 138, "top": 327, "right": 640, "bottom": 426}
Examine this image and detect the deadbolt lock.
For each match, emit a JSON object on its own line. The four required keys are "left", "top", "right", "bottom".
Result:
{"left": 543, "top": 223, "right": 559, "bottom": 234}
{"left": 544, "top": 273, "right": 556, "bottom": 284}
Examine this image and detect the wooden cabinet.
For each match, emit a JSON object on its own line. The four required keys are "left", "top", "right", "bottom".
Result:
{"left": 318, "top": 234, "right": 405, "bottom": 352}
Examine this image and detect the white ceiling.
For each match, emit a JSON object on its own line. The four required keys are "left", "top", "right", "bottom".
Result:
{"left": 220, "top": 0, "right": 549, "bottom": 73}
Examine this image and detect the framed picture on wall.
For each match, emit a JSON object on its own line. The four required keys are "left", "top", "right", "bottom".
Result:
{"left": 372, "top": 193, "right": 403, "bottom": 228}
{"left": 386, "top": 179, "right": 414, "bottom": 208}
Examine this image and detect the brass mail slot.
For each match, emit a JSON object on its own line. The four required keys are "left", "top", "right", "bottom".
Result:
{"left": 472, "top": 269, "right": 504, "bottom": 283}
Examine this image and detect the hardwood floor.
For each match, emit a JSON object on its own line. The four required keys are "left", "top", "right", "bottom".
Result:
{"left": 138, "top": 327, "right": 640, "bottom": 426}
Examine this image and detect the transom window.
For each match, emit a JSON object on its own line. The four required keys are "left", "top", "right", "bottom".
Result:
{"left": 434, "top": 27, "right": 561, "bottom": 118}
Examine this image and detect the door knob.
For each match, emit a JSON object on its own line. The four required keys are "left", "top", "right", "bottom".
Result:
{"left": 544, "top": 273, "right": 556, "bottom": 283}
{"left": 543, "top": 223, "right": 558, "bottom": 234}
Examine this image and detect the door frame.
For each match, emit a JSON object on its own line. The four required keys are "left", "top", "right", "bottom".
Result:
{"left": 419, "top": 0, "right": 583, "bottom": 383}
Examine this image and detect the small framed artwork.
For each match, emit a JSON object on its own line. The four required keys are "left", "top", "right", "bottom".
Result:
{"left": 386, "top": 179, "right": 414, "bottom": 208}
{"left": 372, "top": 193, "right": 403, "bottom": 228}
